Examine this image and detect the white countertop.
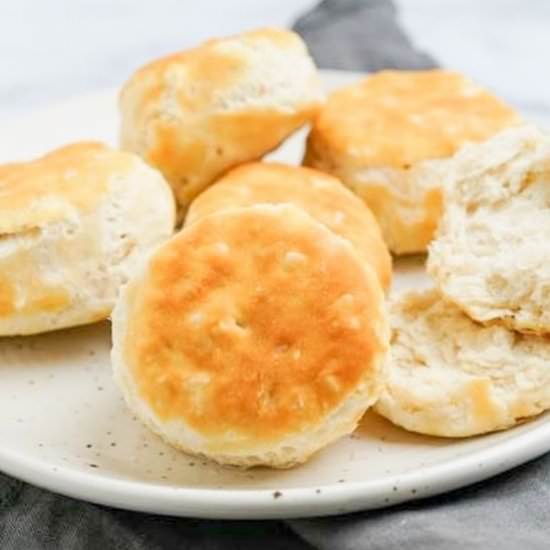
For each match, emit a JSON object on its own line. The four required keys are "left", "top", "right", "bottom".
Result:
{"left": 398, "top": 0, "right": 550, "bottom": 127}
{"left": 1, "top": 0, "right": 549, "bottom": 126}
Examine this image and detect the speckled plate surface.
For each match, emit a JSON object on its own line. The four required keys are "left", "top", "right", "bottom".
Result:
{"left": 1, "top": 71, "right": 550, "bottom": 519}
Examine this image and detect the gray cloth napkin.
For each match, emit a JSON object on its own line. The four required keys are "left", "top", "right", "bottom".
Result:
{"left": 2, "top": 1, "right": 546, "bottom": 549}
{"left": 293, "top": 0, "right": 436, "bottom": 70}
{"left": 291, "top": 457, "right": 550, "bottom": 550}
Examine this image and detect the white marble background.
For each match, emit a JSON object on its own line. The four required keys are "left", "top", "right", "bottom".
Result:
{"left": 0, "top": 0, "right": 549, "bottom": 126}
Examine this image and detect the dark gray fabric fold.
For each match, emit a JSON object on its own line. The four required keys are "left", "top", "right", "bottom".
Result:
{"left": 293, "top": 0, "right": 437, "bottom": 71}
{"left": 0, "top": 472, "right": 312, "bottom": 550}
{"left": 290, "top": 456, "right": 550, "bottom": 550}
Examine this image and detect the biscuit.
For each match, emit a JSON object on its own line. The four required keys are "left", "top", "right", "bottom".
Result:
{"left": 428, "top": 125, "right": 550, "bottom": 334}
{"left": 112, "top": 204, "right": 389, "bottom": 468}
{"left": 304, "top": 70, "right": 521, "bottom": 254}
{"left": 120, "top": 28, "right": 323, "bottom": 212}
{"left": 375, "top": 289, "right": 550, "bottom": 437}
{"left": 0, "top": 142, "right": 175, "bottom": 335}
{"left": 186, "top": 162, "right": 392, "bottom": 290}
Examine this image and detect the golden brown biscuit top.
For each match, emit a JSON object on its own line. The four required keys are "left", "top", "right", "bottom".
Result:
{"left": 187, "top": 162, "right": 392, "bottom": 290}
{"left": 125, "top": 205, "right": 386, "bottom": 446}
{"left": 310, "top": 70, "right": 521, "bottom": 168}
{"left": 119, "top": 28, "right": 321, "bottom": 208}
{"left": 120, "top": 27, "right": 308, "bottom": 115}
{"left": 0, "top": 142, "right": 137, "bottom": 234}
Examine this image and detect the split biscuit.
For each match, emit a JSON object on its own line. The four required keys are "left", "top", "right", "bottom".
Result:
{"left": 375, "top": 288, "right": 550, "bottom": 437}
{"left": 428, "top": 125, "right": 550, "bottom": 334}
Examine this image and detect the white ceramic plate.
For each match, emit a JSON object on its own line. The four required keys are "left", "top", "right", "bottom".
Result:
{"left": 1, "top": 70, "right": 550, "bottom": 520}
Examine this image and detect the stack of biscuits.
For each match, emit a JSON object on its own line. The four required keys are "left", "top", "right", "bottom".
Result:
{"left": 114, "top": 29, "right": 391, "bottom": 467}
{"left": 2, "top": 26, "right": 550, "bottom": 468}
{"left": 375, "top": 126, "right": 550, "bottom": 438}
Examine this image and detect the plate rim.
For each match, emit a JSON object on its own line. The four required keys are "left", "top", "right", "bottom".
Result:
{"left": 3, "top": 414, "right": 550, "bottom": 519}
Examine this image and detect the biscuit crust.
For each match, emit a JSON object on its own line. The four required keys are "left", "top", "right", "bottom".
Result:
{"left": 120, "top": 28, "right": 323, "bottom": 210}
{"left": 0, "top": 142, "right": 134, "bottom": 232}
{"left": 186, "top": 162, "right": 392, "bottom": 290}
{"left": 113, "top": 205, "right": 389, "bottom": 467}
{"left": 305, "top": 70, "right": 520, "bottom": 254}
{"left": 0, "top": 142, "right": 175, "bottom": 335}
